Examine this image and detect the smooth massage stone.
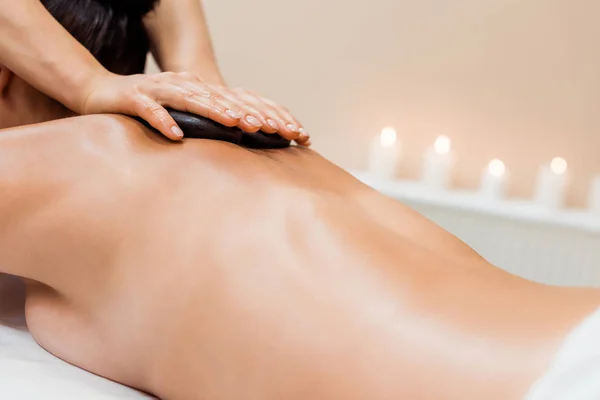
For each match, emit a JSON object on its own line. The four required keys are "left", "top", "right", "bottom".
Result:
{"left": 240, "top": 130, "right": 291, "bottom": 149}
{"left": 167, "top": 109, "right": 291, "bottom": 149}
{"left": 168, "top": 110, "right": 241, "bottom": 144}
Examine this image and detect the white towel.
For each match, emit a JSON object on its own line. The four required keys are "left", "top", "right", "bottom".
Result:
{"left": 525, "top": 307, "right": 600, "bottom": 400}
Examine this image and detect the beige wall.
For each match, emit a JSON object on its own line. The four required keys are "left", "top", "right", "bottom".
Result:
{"left": 170, "top": 0, "right": 600, "bottom": 206}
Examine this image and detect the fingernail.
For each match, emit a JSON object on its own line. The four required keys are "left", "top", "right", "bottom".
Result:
{"left": 299, "top": 127, "right": 310, "bottom": 138}
{"left": 267, "top": 119, "right": 279, "bottom": 130}
{"left": 171, "top": 126, "right": 184, "bottom": 138}
{"left": 246, "top": 115, "right": 262, "bottom": 127}
{"left": 226, "top": 109, "right": 241, "bottom": 119}
{"left": 286, "top": 123, "right": 300, "bottom": 133}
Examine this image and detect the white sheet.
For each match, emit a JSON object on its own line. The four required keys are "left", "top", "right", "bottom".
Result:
{"left": 525, "top": 307, "right": 600, "bottom": 400}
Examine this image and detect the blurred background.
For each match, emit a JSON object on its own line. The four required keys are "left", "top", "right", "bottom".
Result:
{"left": 205, "top": 0, "right": 600, "bottom": 206}
{"left": 150, "top": 0, "right": 600, "bottom": 285}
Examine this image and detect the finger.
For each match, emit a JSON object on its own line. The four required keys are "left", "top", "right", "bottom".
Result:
{"left": 221, "top": 100, "right": 264, "bottom": 133}
{"left": 230, "top": 92, "right": 281, "bottom": 133}
{"left": 241, "top": 98, "right": 285, "bottom": 134}
{"left": 176, "top": 82, "right": 244, "bottom": 125}
{"left": 226, "top": 90, "right": 289, "bottom": 135}
{"left": 265, "top": 107, "right": 301, "bottom": 141}
{"left": 184, "top": 97, "right": 241, "bottom": 127}
{"left": 133, "top": 95, "right": 184, "bottom": 140}
{"left": 209, "top": 87, "right": 269, "bottom": 133}
{"left": 238, "top": 102, "right": 279, "bottom": 134}
{"left": 296, "top": 129, "right": 311, "bottom": 144}
{"left": 295, "top": 132, "right": 311, "bottom": 145}
{"left": 275, "top": 104, "right": 307, "bottom": 140}
{"left": 236, "top": 89, "right": 304, "bottom": 140}
{"left": 157, "top": 84, "right": 241, "bottom": 127}
{"left": 294, "top": 131, "right": 311, "bottom": 146}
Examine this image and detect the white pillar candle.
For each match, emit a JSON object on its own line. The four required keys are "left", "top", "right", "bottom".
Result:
{"left": 534, "top": 157, "right": 568, "bottom": 209}
{"left": 480, "top": 158, "right": 506, "bottom": 200}
{"left": 368, "top": 126, "right": 400, "bottom": 179}
{"left": 422, "top": 135, "right": 455, "bottom": 190}
{"left": 588, "top": 176, "right": 600, "bottom": 214}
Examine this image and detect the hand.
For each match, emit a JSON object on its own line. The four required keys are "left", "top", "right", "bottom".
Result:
{"left": 221, "top": 87, "right": 311, "bottom": 147}
{"left": 80, "top": 71, "right": 310, "bottom": 145}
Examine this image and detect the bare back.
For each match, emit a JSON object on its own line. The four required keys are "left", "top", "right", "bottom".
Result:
{"left": 0, "top": 115, "right": 598, "bottom": 400}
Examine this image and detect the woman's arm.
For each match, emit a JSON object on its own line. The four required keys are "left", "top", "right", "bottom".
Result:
{"left": 144, "top": 0, "right": 311, "bottom": 145}
{"left": 0, "top": 0, "right": 280, "bottom": 140}
{"left": 0, "top": 0, "right": 307, "bottom": 143}
{"left": 144, "top": 0, "right": 225, "bottom": 85}
{"left": 0, "top": 0, "right": 104, "bottom": 112}
{"left": 0, "top": 0, "right": 243, "bottom": 140}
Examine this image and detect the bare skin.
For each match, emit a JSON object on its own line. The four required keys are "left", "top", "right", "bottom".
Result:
{"left": 0, "top": 115, "right": 599, "bottom": 400}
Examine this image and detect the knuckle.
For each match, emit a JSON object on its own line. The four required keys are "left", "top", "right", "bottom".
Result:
{"left": 208, "top": 101, "right": 224, "bottom": 112}
{"left": 180, "top": 88, "right": 197, "bottom": 100}
{"left": 244, "top": 105, "right": 259, "bottom": 114}
{"left": 128, "top": 85, "right": 144, "bottom": 98}
{"left": 263, "top": 110, "right": 278, "bottom": 120}
{"left": 231, "top": 87, "right": 247, "bottom": 96}
{"left": 197, "top": 89, "right": 211, "bottom": 99}
{"left": 145, "top": 102, "right": 163, "bottom": 113}
{"left": 152, "top": 72, "right": 171, "bottom": 84}
{"left": 209, "top": 93, "right": 223, "bottom": 103}
{"left": 265, "top": 106, "right": 281, "bottom": 117}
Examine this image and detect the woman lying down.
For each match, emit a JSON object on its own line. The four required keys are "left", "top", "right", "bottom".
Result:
{"left": 6, "top": 106, "right": 600, "bottom": 400}
{"left": 2, "top": 83, "right": 600, "bottom": 398}
{"left": 1, "top": 7, "right": 600, "bottom": 400}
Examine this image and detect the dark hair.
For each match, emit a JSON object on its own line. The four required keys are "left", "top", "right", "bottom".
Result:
{"left": 41, "top": 0, "right": 159, "bottom": 75}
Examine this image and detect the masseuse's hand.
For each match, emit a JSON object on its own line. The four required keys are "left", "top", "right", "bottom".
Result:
{"left": 81, "top": 71, "right": 310, "bottom": 145}
{"left": 224, "top": 86, "right": 311, "bottom": 146}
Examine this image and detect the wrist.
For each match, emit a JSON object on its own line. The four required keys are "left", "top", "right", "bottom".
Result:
{"left": 196, "top": 69, "right": 227, "bottom": 86}
{"left": 162, "top": 63, "right": 227, "bottom": 86}
{"left": 74, "top": 68, "right": 115, "bottom": 115}
{"left": 64, "top": 64, "right": 113, "bottom": 114}
{"left": 164, "top": 59, "right": 226, "bottom": 86}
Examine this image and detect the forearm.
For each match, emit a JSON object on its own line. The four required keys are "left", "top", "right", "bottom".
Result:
{"left": 0, "top": 0, "right": 106, "bottom": 111}
{"left": 144, "top": 0, "right": 225, "bottom": 85}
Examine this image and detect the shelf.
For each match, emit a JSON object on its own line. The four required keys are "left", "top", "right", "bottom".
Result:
{"left": 351, "top": 171, "right": 600, "bottom": 234}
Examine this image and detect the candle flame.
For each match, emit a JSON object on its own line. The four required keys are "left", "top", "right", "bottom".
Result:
{"left": 380, "top": 127, "right": 397, "bottom": 148}
{"left": 488, "top": 159, "right": 506, "bottom": 177}
{"left": 433, "top": 135, "right": 451, "bottom": 154}
{"left": 550, "top": 157, "right": 568, "bottom": 175}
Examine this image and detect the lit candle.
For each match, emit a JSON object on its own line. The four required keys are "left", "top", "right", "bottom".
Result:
{"left": 422, "top": 135, "right": 455, "bottom": 190}
{"left": 368, "top": 126, "right": 400, "bottom": 179}
{"left": 534, "top": 157, "right": 568, "bottom": 209}
{"left": 588, "top": 176, "right": 600, "bottom": 214}
{"left": 480, "top": 158, "right": 506, "bottom": 200}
